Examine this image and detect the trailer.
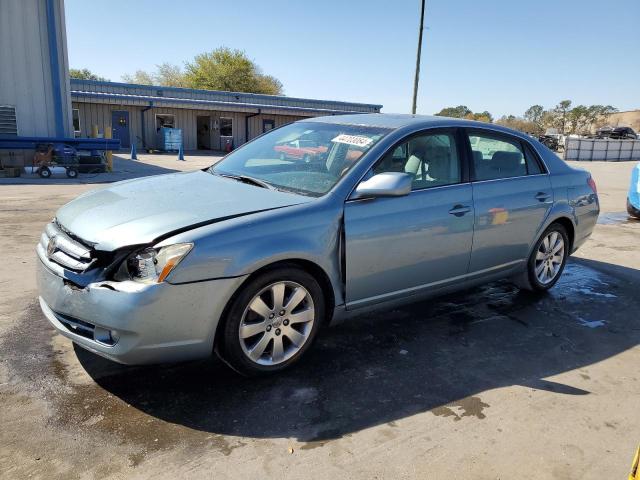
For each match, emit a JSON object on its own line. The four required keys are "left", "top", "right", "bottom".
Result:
{"left": 0, "top": 136, "right": 120, "bottom": 178}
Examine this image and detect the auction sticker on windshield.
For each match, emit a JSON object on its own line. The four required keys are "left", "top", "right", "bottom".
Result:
{"left": 331, "top": 134, "right": 373, "bottom": 147}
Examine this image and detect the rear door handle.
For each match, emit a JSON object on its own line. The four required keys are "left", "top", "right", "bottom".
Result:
{"left": 449, "top": 204, "right": 471, "bottom": 217}
{"left": 535, "top": 192, "right": 551, "bottom": 202}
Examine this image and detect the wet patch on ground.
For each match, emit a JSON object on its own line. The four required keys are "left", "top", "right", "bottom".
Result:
{"left": 1, "top": 260, "right": 639, "bottom": 469}
{"left": 597, "top": 211, "right": 640, "bottom": 225}
{"left": 431, "top": 396, "right": 490, "bottom": 421}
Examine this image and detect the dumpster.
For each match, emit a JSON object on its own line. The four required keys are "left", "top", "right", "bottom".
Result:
{"left": 156, "top": 127, "right": 182, "bottom": 152}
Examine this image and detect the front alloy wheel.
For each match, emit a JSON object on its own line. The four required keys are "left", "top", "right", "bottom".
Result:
{"left": 219, "top": 267, "right": 324, "bottom": 376}
{"left": 239, "top": 281, "right": 315, "bottom": 365}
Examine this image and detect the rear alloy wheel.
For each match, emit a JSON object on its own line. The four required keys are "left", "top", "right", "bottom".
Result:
{"left": 219, "top": 268, "right": 324, "bottom": 376}
{"left": 519, "top": 223, "right": 569, "bottom": 291}
{"left": 39, "top": 166, "right": 51, "bottom": 178}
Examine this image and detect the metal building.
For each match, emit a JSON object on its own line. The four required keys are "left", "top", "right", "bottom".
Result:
{"left": 70, "top": 80, "right": 382, "bottom": 151}
{"left": 0, "top": 0, "right": 73, "bottom": 140}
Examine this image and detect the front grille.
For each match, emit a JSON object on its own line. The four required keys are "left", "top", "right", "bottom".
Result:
{"left": 40, "top": 221, "right": 96, "bottom": 272}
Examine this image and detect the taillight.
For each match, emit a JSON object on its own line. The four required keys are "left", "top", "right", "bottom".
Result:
{"left": 587, "top": 176, "right": 597, "bottom": 194}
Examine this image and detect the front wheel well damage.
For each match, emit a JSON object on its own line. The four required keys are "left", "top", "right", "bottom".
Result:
{"left": 213, "top": 259, "right": 336, "bottom": 351}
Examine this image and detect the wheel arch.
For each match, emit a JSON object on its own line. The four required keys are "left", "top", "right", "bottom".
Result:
{"left": 550, "top": 216, "right": 575, "bottom": 253}
{"left": 213, "top": 258, "right": 336, "bottom": 351}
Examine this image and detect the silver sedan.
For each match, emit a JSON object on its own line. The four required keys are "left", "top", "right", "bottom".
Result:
{"left": 37, "top": 114, "right": 599, "bottom": 375}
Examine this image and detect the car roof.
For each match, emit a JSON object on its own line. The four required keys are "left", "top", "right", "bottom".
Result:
{"left": 303, "top": 113, "right": 526, "bottom": 137}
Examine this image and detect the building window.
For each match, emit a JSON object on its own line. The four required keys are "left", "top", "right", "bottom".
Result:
{"left": 72, "top": 109, "right": 81, "bottom": 135}
{"left": 220, "top": 117, "right": 233, "bottom": 137}
{"left": 263, "top": 119, "right": 275, "bottom": 133}
{"left": 155, "top": 114, "right": 175, "bottom": 131}
{"left": 0, "top": 105, "right": 18, "bottom": 136}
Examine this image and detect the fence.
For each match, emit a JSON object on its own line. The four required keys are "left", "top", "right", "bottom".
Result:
{"left": 564, "top": 138, "right": 640, "bottom": 161}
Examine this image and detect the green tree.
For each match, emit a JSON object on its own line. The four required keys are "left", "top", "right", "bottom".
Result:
{"left": 568, "top": 105, "right": 619, "bottom": 134}
{"left": 435, "top": 105, "right": 472, "bottom": 118}
{"left": 154, "top": 63, "right": 187, "bottom": 87}
{"left": 121, "top": 64, "right": 186, "bottom": 87}
{"left": 184, "top": 47, "right": 283, "bottom": 95}
{"left": 121, "top": 70, "right": 154, "bottom": 85}
{"left": 553, "top": 100, "right": 572, "bottom": 134}
{"left": 471, "top": 110, "right": 493, "bottom": 123}
{"left": 69, "top": 68, "right": 108, "bottom": 81}
{"left": 496, "top": 115, "right": 540, "bottom": 134}
{"left": 436, "top": 106, "right": 492, "bottom": 123}
{"left": 524, "top": 105, "right": 544, "bottom": 129}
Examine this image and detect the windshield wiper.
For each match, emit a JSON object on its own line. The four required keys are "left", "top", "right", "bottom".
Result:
{"left": 214, "top": 172, "right": 275, "bottom": 190}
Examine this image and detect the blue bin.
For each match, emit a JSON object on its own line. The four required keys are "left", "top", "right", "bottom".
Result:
{"left": 156, "top": 127, "right": 182, "bottom": 152}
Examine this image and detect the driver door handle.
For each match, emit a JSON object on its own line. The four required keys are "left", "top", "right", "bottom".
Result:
{"left": 535, "top": 192, "right": 551, "bottom": 202}
{"left": 449, "top": 204, "right": 471, "bottom": 217}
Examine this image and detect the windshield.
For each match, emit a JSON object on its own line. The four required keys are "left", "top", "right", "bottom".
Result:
{"left": 210, "top": 122, "right": 391, "bottom": 196}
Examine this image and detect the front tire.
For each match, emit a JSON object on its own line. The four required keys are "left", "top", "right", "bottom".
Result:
{"left": 517, "top": 223, "right": 569, "bottom": 292}
{"left": 218, "top": 267, "right": 324, "bottom": 376}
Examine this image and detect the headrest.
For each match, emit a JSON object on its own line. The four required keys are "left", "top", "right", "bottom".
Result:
{"left": 491, "top": 151, "right": 523, "bottom": 170}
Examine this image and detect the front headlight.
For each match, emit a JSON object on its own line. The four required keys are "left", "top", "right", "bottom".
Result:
{"left": 121, "top": 243, "right": 193, "bottom": 283}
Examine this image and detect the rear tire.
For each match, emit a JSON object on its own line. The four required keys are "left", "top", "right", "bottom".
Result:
{"left": 516, "top": 223, "right": 569, "bottom": 292}
{"left": 39, "top": 167, "right": 51, "bottom": 178}
{"left": 218, "top": 267, "right": 325, "bottom": 376}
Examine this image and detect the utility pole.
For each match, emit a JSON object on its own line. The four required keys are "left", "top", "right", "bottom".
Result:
{"left": 411, "top": 0, "right": 426, "bottom": 114}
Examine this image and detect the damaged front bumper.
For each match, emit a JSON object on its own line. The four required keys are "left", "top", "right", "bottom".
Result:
{"left": 36, "top": 244, "right": 247, "bottom": 365}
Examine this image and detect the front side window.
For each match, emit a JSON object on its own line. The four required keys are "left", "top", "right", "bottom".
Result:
{"left": 373, "top": 131, "right": 461, "bottom": 190}
{"left": 469, "top": 133, "right": 528, "bottom": 181}
{"left": 212, "top": 122, "right": 390, "bottom": 196}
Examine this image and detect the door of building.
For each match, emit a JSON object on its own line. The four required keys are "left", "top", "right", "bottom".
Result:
{"left": 111, "top": 111, "right": 130, "bottom": 148}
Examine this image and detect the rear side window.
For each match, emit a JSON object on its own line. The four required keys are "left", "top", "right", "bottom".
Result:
{"left": 469, "top": 133, "right": 536, "bottom": 181}
{"left": 523, "top": 144, "right": 544, "bottom": 174}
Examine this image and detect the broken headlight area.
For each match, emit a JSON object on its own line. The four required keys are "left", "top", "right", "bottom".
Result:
{"left": 114, "top": 243, "right": 193, "bottom": 284}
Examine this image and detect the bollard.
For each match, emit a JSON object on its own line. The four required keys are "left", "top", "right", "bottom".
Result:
{"left": 178, "top": 142, "right": 185, "bottom": 161}
{"left": 130, "top": 142, "right": 137, "bottom": 160}
{"left": 104, "top": 126, "right": 113, "bottom": 172}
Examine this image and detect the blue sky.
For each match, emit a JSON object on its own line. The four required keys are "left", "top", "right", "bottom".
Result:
{"left": 65, "top": 0, "right": 639, "bottom": 117}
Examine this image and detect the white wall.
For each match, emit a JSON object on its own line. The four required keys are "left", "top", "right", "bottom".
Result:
{"left": 565, "top": 138, "right": 640, "bottom": 161}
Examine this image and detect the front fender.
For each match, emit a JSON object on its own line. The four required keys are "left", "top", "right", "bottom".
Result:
{"left": 159, "top": 200, "right": 345, "bottom": 304}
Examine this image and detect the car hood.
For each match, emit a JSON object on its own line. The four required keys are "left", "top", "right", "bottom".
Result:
{"left": 55, "top": 170, "right": 312, "bottom": 251}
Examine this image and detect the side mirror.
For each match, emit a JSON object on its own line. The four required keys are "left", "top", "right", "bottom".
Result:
{"left": 351, "top": 172, "right": 412, "bottom": 199}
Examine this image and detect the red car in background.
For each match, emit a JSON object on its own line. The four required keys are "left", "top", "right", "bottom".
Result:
{"left": 274, "top": 139, "right": 328, "bottom": 162}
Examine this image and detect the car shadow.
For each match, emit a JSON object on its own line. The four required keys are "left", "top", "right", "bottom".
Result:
{"left": 74, "top": 257, "right": 639, "bottom": 444}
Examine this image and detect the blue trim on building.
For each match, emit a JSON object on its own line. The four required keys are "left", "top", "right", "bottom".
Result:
{"left": 70, "top": 78, "right": 383, "bottom": 111}
{"left": 71, "top": 91, "right": 374, "bottom": 116}
{"left": 46, "top": 0, "right": 65, "bottom": 137}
